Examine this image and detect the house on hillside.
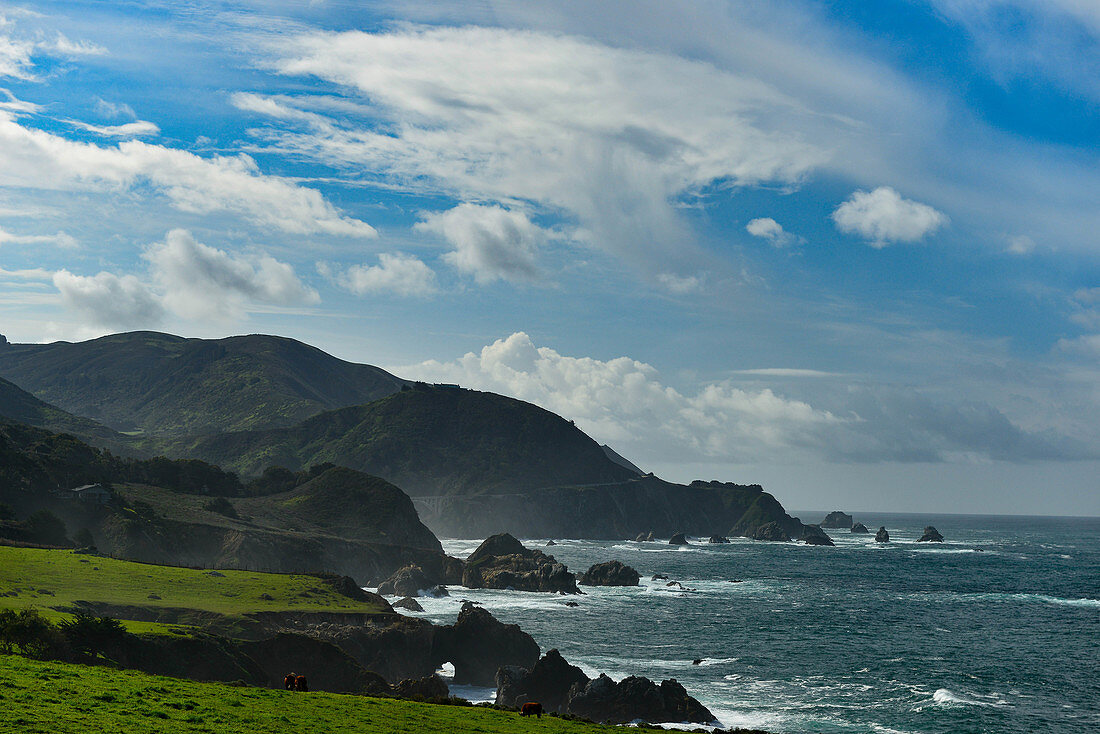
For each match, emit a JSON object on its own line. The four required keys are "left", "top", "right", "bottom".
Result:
{"left": 69, "top": 483, "right": 112, "bottom": 505}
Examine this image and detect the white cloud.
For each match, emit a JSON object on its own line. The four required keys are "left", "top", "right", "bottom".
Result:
{"left": 656, "top": 272, "right": 703, "bottom": 294}
{"left": 0, "top": 16, "right": 104, "bottom": 80}
{"left": 0, "top": 110, "right": 375, "bottom": 238}
{"left": 416, "top": 203, "right": 546, "bottom": 283}
{"left": 144, "top": 229, "right": 319, "bottom": 322}
{"left": 52, "top": 269, "right": 164, "bottom": 330}
{"left": 0, "top": 226, "right": 77, "bottom": 248}
{"left": 247, "top": 25, "right": 830, "bottom": 269}
{"left": 65, "top": 119, "right": 160, "bottom": 138}
{"left": 832, "top": 187, "right": 948, "bottom": 247}
{"left": 331, "top": 252, "right": 437, "bottom": 297}
{"left": 1006, "top": 235, "right": 1035, "bottom": 255}
{"left": 746, "top": 217, "right": 800, "bottom": 248}
{"left": 400, "top": 332, "right": 1079, "bottom": 464}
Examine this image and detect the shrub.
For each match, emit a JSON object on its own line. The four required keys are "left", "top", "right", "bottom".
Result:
{"left": 202, "top": 497, "right": 239, "bottom": 519}
{"left": 58, "top": 613, "right": 128, "bottom": 658}
{"left": 0, "top": 608, "right": 70, "bottom": 660}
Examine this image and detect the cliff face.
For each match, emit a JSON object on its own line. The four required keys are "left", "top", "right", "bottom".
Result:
{"left": 414, "top": 476, "right": 807, "bottom": 540}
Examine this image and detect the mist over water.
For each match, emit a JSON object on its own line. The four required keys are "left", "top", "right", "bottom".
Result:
{"left": 398, "top": 514, "right": 1100, "bottom": 733}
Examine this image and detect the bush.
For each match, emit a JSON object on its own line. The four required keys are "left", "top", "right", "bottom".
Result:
{"left": 24, "top": 510, "right": 70, "bottom": 546}
{"left": 0, "top": 608, "right": 70, "bottom": 660}
{"left": 58, "top": 613, "right": 128, "bottom": 658}
{"left": 202, "top": 497, "right": 239, "bottom": 519}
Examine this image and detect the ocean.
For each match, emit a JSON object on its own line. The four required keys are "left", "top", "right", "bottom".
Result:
{"left": 393, "top": 513, "right": 1100, "bottom": 734}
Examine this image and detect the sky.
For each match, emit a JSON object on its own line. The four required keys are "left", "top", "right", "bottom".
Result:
{"left": 0, "top": 0, "right": 1098, "bottom": 516}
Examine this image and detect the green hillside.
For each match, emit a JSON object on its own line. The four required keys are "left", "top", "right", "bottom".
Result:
{"left": 1, "top": 654, "right": 640, "bottom": 734}
{"left": 176, "top": 384, "right": 639, "bottom": 496}
{"left": 0, "top": 331, "right": 406, "bottom": 435}
{"left": 0, "top": 376, "right": 127, "bottom": 451}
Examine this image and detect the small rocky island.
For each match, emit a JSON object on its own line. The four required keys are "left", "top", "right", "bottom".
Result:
{"left": 820, "top": 511, "right": 854, "bottom": 529}
{"left": 461, "top": 533, "right": 579, "bottom": 594}
{"left": 851, "top": 522, "right": 870, "bottom": 534}
{"left": 668, "top": 532, "right": 689, "bottom": 545}
{"left": 875, "top": 526, "right": 890, "bottom": 543}
{"left": 918, "top": 525, "right": 944, "bottom": 542}
{"left": 579, "top": 560, "right": 640, "bottom": 586}
{"left": 801, "top": 525, "right": 835, "bottom": 546}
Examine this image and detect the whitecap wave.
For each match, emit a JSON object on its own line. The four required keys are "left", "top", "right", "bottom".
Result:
{"left": 932, "top": 688, "right": 1009, "bottom": 708}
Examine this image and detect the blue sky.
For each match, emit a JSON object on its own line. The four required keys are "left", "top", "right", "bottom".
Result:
{"left": 1, "top": 0, "right": 1099, "bottom": 515}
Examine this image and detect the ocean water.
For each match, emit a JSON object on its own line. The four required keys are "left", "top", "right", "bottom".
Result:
{"left": 394, "top": 514, "right": 1100, "bottom": 734}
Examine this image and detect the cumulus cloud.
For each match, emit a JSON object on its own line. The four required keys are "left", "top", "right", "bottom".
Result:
{"left": 832, "top": 187, "right": 948, "bottom": 247}
{"left": 416, "top": 204, "right": 546, "bottom": 283}
{"left": 144, "top": 229, "right": 319, "bottom": 322}
{"left": 656, "top": 272, "right": 703, "bottom": 294}
{"left": 52, "top": 269, "right": 164, "bottom": 330}
{"left": 400, "top": 332, "right": 1080, "bottom": 464}
{"left": 0, "top": 110, "right": 375, "bottom": 238}
{"left": 746, "top": 217, "right": 801, "bottom": 248}
{"left": 328, "top": 252, "right": 437, "bottom": 297}
{"left": 244, "top": 25, "right": 829, "bottom": 269}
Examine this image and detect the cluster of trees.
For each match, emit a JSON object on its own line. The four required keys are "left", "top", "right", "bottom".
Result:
{"left": 0, "top": 504, "right": 81, "bottom": 547}
{"left": 0, "top": 609, "right": 127, "bottom": 662}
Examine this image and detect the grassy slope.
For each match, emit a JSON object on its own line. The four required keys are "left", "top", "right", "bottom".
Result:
{"left": 178, "top": 386, "right": 637, "bottom": 495}
{"left": 0, "top": 377, "right": 129, "bottom": 453}
{"left": 0, "top": 331, "right": 405, "bottom": 435}
{"left": 0, "top": 546, "right": 388, "bottom": 624}
{"left": 1, "top": 654, "right": 629, "bottom": 734}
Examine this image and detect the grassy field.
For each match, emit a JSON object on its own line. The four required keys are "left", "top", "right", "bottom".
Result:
{"left": 0, "top": 546, "right": 388, "bottom": 632}
{"left": 0, "top": 654, "right": 632, "bottom": 734}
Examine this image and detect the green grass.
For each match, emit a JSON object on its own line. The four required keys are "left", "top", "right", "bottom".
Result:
{"left": 0, "top": 546, "right": 388, "bottom": 634}
{"left": 0, "top": 654, "right": 629, "bottom": 734}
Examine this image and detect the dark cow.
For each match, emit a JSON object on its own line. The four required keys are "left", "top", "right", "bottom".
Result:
{"left": 295, "top": 675, "right": 308, "bottom": 692}
{"left": 284, "top": 673, "right": 297, "bottom": 690}
{"left": 520, "top": 702, "right": 543, "bottom": 718}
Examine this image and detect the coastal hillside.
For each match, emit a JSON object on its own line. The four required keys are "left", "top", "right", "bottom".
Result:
{"left": 0, "top": 331, "right": 406, "bottom": 435}
{"left": 173, "top": 384, "right": 639, "bottom": 495}
{"left": 0, "top": 376, "right": 128, "bottom": 452}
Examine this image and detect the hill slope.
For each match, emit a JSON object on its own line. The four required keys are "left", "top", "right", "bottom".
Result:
{"left": 0, "top": 331, "right": 406, "bottom": 435}
{"left": 0, "top": 376, "right": 127, "bottom": 450}
{"left": 175, "top": 384, "right": 639, "bottom": 495}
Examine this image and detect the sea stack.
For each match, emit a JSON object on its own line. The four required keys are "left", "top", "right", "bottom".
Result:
{"left": 821, "top": 511, "right": 854, "bottom": 529}
{"left": 875, "top": 526, "right": 890, "bottom": 543}
{"left": 918, "top": 526, "right": 944, "bottom": 542}
{"left": 668, "top": 532, "right": 689, "bottom": 545}
{"left": 851, "top": 522, "right": 870, "bottom": 534}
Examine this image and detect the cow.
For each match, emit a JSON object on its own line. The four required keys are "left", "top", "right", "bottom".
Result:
{"left": 284, "top": 673, "right": 297, "bottom": 690}
{"left": 520, "top": 702, "right": 543, "bottom": 718}
{"left": 295, "top": 675, "right": 308, "bottom": 692}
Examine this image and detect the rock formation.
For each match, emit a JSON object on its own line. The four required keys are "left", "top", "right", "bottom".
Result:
{"left": 820, "top": 511, "right": 854, "bottom": 529}
{"left": 851, "top": 522, "right": 869, "bottom": 534}
{"left": 751, "top": 521, "right": 791, "bottom": 541}
{"left": 708, "top": 535, "right": 730, "bottom": 544}
{"left": 668, "top": 532, "right": 689, "bottom": 545}
{"left": 461, "top": 533, "right": 579, "bottom": 594}
{"left": 432, "top": 602, "right": 540, "bottom": 685}
{"left": 495, "top": 648, "right": 715, "bottom": 725}
{"left": 377, "top": 565, "right": 432, "bottom": 597}
{"left": 875, "top": 526, "right": 890, "bottom": 543}
{"left": 918, "top": 526, "right": 944, "bottom": 542}
{"left": 634, "top": 531, "right": 655, "bottom": 542}
{"left": 392, "top": 674, "right": 449, "bottom": 701}
{"left": 578, "top": 560, "right": 640, "bottom": 586}
{"left": 800, "top": 525, "right": 835, "bottom": 546}
{"left": 392, "top": 597, "right": 424, "bottom": 612}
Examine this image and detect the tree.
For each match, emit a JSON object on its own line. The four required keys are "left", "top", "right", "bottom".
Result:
{"left": 24, "top": 510, "right": 70, "bottom": 546}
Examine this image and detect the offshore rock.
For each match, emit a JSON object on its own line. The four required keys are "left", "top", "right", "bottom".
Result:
{"left": 668, "top": 532, "right": 689, "bottom": 545}
{"left": 566, "top": 673, "right": 716, "bottom": 725}
{"left": 578, "top": 560, "right": 640, "bottom": 587}
{"left": 851, "top": 522, "right": 870, "bottom": 534}
{"left": 432, "top": 602, "right": 540, "bottom": 685}
{"left": 635, "top": 531, "right": 655, "bottom": 542}
{"left": 708, "top": 535, "right": 731, "bottom": 544}
{"left": 918, "top": 526, "right": 944, "bottom": 542}
{"left": 392, "top": 597, "right": 424, "bottom": 612}
{"left": 751, "top": 521, "right": 791, "bottom": 542}
{"left": 801, "top": 525, "right": 835, "bottom": 546}
{"left": 821, "top": 511, "right": 854, "bottom": 529}
{"left": 377, "top": 565, "right": 431, "bottom": 597}
{"left": 875, "top": 527, "right": 890, "bottom": 543}
{"left": 462, "top": 533, "right": 579, "bottom": 594}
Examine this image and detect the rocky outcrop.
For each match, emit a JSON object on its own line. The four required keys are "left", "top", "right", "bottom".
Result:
{"left": 495, "top": 649, "right": 714, "bottom": 725}
{"left": 918, "top": 526, "right": 944, "bottom": 542}
{"left": 462, "top": 533, "right": 578, "bottom": 594}
{"left": 392, "top": 597, "right": 424, "bottom": 612}
{"left": 578, "top": 560, "right": 640, "bottom": 587}
{"left": 377, "top": 565, "right": 432, "bottom": 597}
{"left": 800, "top": 525, "right": 835, "bottom": 546}
{"left": 567, "top": 674, "right": 716, "bottom": 725}
{"left": 392, "top": 674, "right": 449, "bottom": 701}
{"left": 875, "top": 526, "right": 890, "bottom": 543}
{"left": 634, "top": 531, "right": 655, "bottom": 542}
{"left": 668, "top": 533, "right": 689, "bottom": 545}
{"left": 708, "top": 535, "right": 730, "bottom": 544}
{"left": 496, "top": 648, "right": 590, "bottom": 711}
{"left": 432, "top": 602, "right": 540, "bottom": 685}
{"left": 851, "top": 522, "right": 869, "bottom": 534}
{"left": 820, "top": 511, "right": 853, "bottom": 529}
{"left": 751, "top": 521, "right": 791, "bottom": 542}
